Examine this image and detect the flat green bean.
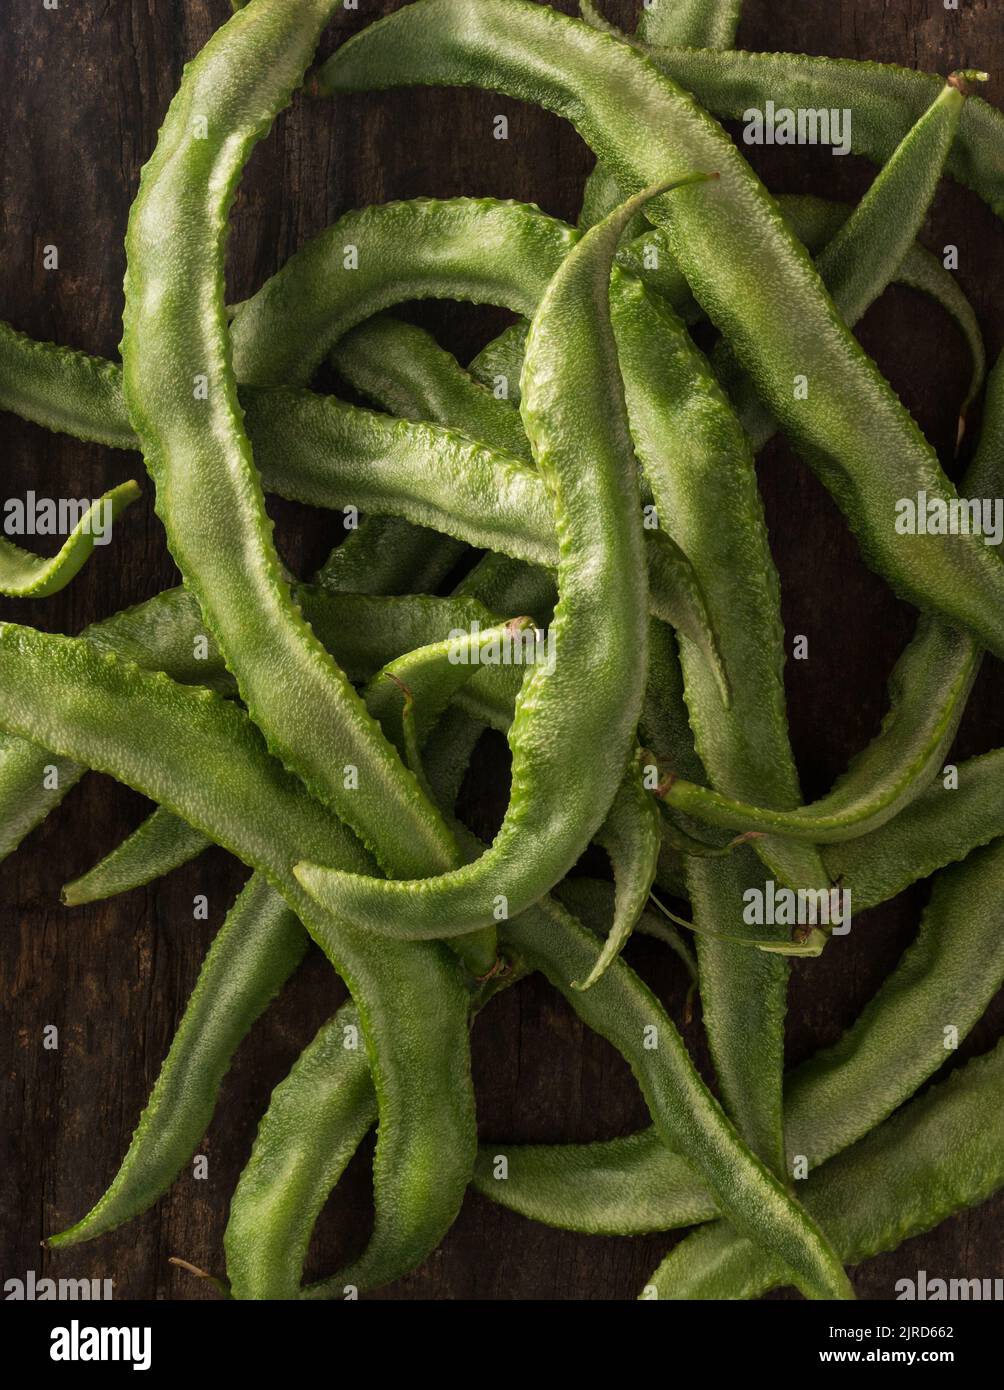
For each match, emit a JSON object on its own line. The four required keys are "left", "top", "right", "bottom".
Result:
{"left": 296, "top": 185, "right": 695, "bottom": 940}
{"left": 647, "top": 1036, "right": 1004, "bottom": 1298}
{"left": 50, "top": 875, "right": 307, "bottom": 1247}
{"left": 121, "top": 0, "right": 466, "bottom": 894}
{"left": 0, "top": 481, "right": 140, "bottom": 598}
{"left": 318, "top": 0, "right": 1004, "bottom": 660}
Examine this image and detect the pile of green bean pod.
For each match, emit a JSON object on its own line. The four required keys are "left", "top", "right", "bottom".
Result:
{"left": 3, "top": 0, "right": 1003, "bottom": 1300}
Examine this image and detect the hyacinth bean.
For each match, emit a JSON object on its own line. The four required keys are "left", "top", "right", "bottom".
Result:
{"left": 318, "top": 0, "right": 1004, "bottom": 661}
{"left": 480, "top": 198, "right": 986, "bottom": 415}
{"left": 0, "top": 318, "right": 719, "bottom": 649}
{"left": 657, "top": 343, "right": 1004, "bottom": 845}
{"left": 500, "top": 894, "right": 853, "bottom": 1300}
{"left": 0, "top": 480, "right": 140, "bottom": 599}
{"left": 646, "top": 1037, "right": 1004, "bottom": 1299}
{"left": 0, "top": 617, "right": 854, "bottom": 1300}
{"left": 611, "top": 270, "right": 825, "bottom": 1163}
{"left": 477, "top": 836, "right": 1004, "bottom": 1240}
{"left": 712, "top": 72, "right": 976, "bottom": 450}
{"left": 120, "top": 0, "right": 469, "bottom": 896}
{"left": 659, "top": 614, "right": 979, "bottom": 844}
{"left": 61, "top": 806, "right": 214, "bottom": 907}
{"left": 331, "top": 314, "right": 533, "bottom": 463}
{"left": 649, "top": 44, "right": 1004, "bottom": 219}
{"left": 295, "top": 183, "right": 686, "bottom": 941}
{"left": 49, "top": 876, "right": 308, "bottom": 1247}
{"left": 0, "top": 617, "right": 478, "bottom": 1289}
{"left": 6, "top": 0, "right": 1004, "bottom": 1307}
{"left": 224, "top": 1002, "right": 377, "bottom": 1301}
{"left": 577, "top": 0, "right": 740, "bottom": 265}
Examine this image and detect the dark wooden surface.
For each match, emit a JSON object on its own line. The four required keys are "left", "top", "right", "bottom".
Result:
{"left": 2, "top": 0, "right": 1003, "bottom": 1301}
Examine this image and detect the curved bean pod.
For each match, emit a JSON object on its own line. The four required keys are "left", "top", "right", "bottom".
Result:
{"left": 0, "top": 621, "right": 476, "bottom": 1294}
{"left": 474, "top": 1128, "right": 710, "bottom": 1237}
{"left": 331, "top": 315, "right": 532, "bottom": 463}
{"left": 50, "top": 875, "right": 308, "bottom": 1246}
{"left": 647, "top": 44, "right": 1004, "bottom": 219}
{"left": 120, "top": 0, "right": 461, "bottom": 883}
{"left": 0, "top": 317, "right": 470, "bottom": 608}
{"left": 363, "top": 619, "right": 534, "bottom": 757}
{"left": 615, "top": 267, "right": 826, "bottom": 1164}
{"left": 664, "top": 341, "right": 1004, "bottom": 845}
{"left": 555, "top": 875, "right": 699, "bottom": 989}
{"left": 660, "top": 614, "right": 979, "bottom": 843}
{"left": 0, "top": 584, "right": 236, "bottom": 868}
{"left": 581, "top": 756, "right": 661, "bottom": 989}
{"left": 0, "top": 480, "right": 140, "bottom": 598}
{"left": 0, "top": 319, "right": 134, "bottom": 449}
{"left": 478, "top": 836, "right": 1004, "bottom": 1235}
{"left": 0, "top": 584, "right": 493, "bottom": 874}
{"left": 317, "top": 0, "right": 1004, "bottom": 660}
{"left": 501, "top": 896, "right": 853, "bottom": 1300}
{"left": 295, "top": 182, "right": 683, "bottom": 939}
{"left": 0, "top": 322, "right": 719, "bottom": 649}
{"left": 61, "top": 806, "right": 213, "bottom": 907}
{"left": 828, "top": 748, "right": 1004, "bottom": 912}
{"left": 480, "top": 201, "right": 986, "bottom": 412}
{"left": 578, "top": 0, "right": 740, "bottom": 266}
{"left": 645, "top": 1036, "right": 1004, "bottom": 1299}
{"left": 224, "top": 1003, "right": 377, "bottom": 1301}
{"left": 715, "top": 73, "right": 974, "bottom": 450}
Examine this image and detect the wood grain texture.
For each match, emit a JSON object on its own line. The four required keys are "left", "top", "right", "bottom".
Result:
{"left": 1, "top": 0, "right": 1002, "bottom": 1301}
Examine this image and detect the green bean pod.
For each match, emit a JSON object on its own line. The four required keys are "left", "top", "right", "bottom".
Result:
{"left": 474, "top": 1128, "right": 710, "bottom": 1237}
{"left": 224, "top": 1003, "right": 377, "bottom": 1301}
{"left": 501, "top": 896, "right": 853, "bottom": 1300}
{"left": 664, "top": 341, "right": 1004, "bottom": 845}
{"left": 478, "top": 202, "right": 986, "bottom": 416}
{"left": 0, "top": 621, "right": 476, "bottom": 1294}
{"left": 468, "top": 322, "right": 530, "bottom": 406}
{"left": 636, "top": 0, "right": 742, "bottom": 47}
{"left": 296, "top": 183, "right": 680, "bottom": 939}
{"left": 363, "top": 619, "right": 534, "bottom": 757}
{"left": 716, "top": 74, "right": 974, "bottom": 450}
{"left": 648, "top": 43, "right": 1004, "bottom": 219}
{"left": 478, "top": 836, "right": 1004, "bottom": 1236}
{"left": 49, "top": 875, "right": 308, "bottom": 1247}
{"left": 332, "top": 314, "right": 532, "bottom": 463}
{"left": 645, "top": 1037, "right": 1004, "bottom": 1299}
{"left": 578, "top": 0, "right": 740, "bottom": 267}
{"left": 317, "top": 0, "right": 1004, "bottom": 660}
{"left": 580, "top": 756, "right": 661, "bottom": 989}
{"left": 0, "top": 480, "right": 140, "bottom": 598}
{"left": 61, "top": 806, "right": 213, "bottom": 906}
{"left": 660, "top": 615, "right": 979, "bottom": 843}
{"left": 315, "top": 516, "right": 466, "bottom": 598}
{"left": 120, "top": 0, "right": 463, "bottom": 884}
{"left": 612, "top": 270, "right": 826, "bottom": 1165}
{"left": 0, "top": 322, "right": 718, "bottom": 651}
